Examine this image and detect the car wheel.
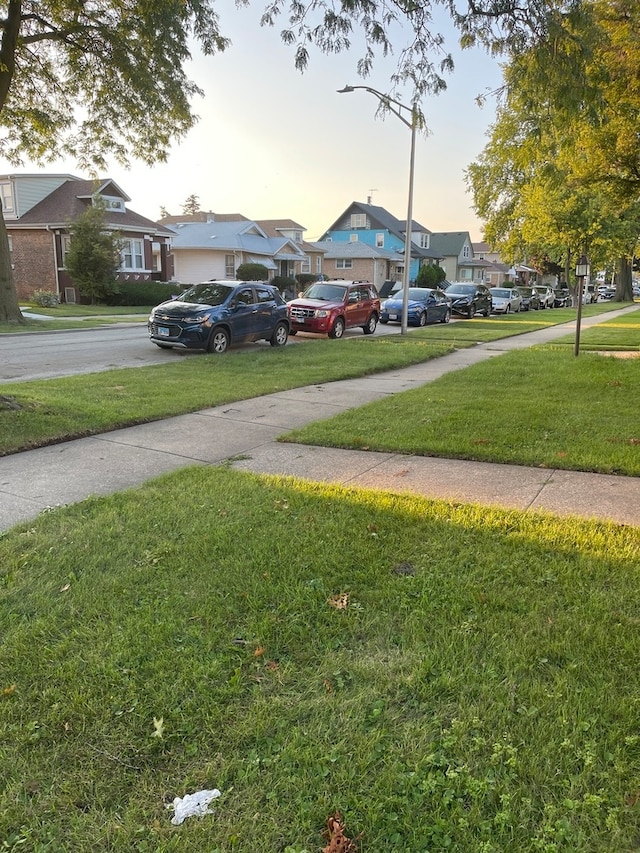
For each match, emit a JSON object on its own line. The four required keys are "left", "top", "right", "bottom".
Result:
{"left": 289, "top": 328, "right": 298, "bottom": 335}
{"left": 379, "top": 318, "right": 389, "bottom": 325}
{"left": 467, "top": 305, "right": 474, "bottom": 319}
{"left": 270, "top": 321, "right": 289, "bottom": 347}
{"left": 207, "top": 327, "right": 230, "bottom": 354}
{"left": 441, "top": 309, "right": 451, "bottom": 324}
{"left": 329, "top": 317, "right": 345, "bottom": 339}
{"left": 483, "top": 306, "right": 490, "bottom": 317}
{"left": 363, "top": 313, "right": 378, "bottom": 335}
{"left": 419, "top": 311, "right": 427, "bottom": 327}
{"left": 505, "top": 305, "right": 510, "bottom": 314}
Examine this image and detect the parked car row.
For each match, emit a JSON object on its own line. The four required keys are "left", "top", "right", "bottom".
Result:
{"left": 147, "top": 274, "right": 587, "bottom": 354}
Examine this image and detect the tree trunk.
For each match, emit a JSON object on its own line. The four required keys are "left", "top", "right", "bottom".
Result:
{"left": 614, "top": 256, "right": 633, "bottom": 302}
{"left": 0, "top": 209, "right": 24, "bottom": 323}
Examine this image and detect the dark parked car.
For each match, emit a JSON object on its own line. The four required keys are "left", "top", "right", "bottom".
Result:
{"left": 380, "top": 287, "right": 451, "bottom": 326}
{"left": 287, "top": 280, "right": 380, "bottom": 338}
{"left": 444, "top": 282, "right": 492, "bottom": 318}
{"left": 517, "top": 286, "right": 541, "bottom": 311}
{"left": 553, "top": 286, "right": 572, "bottom": 307}
{"left": 148, "top": 280, "right": 290, "bottom": 353}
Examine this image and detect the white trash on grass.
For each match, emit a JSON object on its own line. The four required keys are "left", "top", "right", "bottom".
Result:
{"left": 168, "top": 788, "right": 222, "bottom": 825}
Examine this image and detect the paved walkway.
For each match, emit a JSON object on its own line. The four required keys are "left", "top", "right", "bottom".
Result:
{"left": 1, "top": 307, "right": 639, "bottom": 532}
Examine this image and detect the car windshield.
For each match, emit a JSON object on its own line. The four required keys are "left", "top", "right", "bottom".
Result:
{"left": 302, "top": 283, "right": 348, "bottom": 302}
{"left": 178, "top": 283, "right": 234, "bottom": 306}
{"left": 446, "top": 285, "right": 474, "bottom": 295}
{"left": 491, "top": 289, "right": 511, "bottom": 298}
{"left": 519, "top": 287, "right": 534, "bottom": 296}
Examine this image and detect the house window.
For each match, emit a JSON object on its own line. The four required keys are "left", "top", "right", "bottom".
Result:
{"left": 376, "top": 233, "right": 384, "bottom": 247}
{"left": 0, "top": 181, "right": 14, "bottom": 214}
{"left": 316, "top": 256, "right": 322, "bottom": 274}
{"left": 301, "top": 254, "right": 311, "bottom": 273}
{"left": 349, "top": 234, "right": 358, "bottom": 242}
{"left": 462, "top": 244, "right": 470, "bottom": 258}
{"left": 61, "top": 235, "right": 71, "bottom": 267}
{"left": 99, "top": 195, "right": 125, "bottom": 213}
{"left": 7, "top": 235, "right": 12, "bottom": 252}
{"left": 294, "top": 230, "right": 302, "bottom": 243}
{"left": 121, "top": 238, "right": 145, "bottom": 270}
{"left": 350, "top": 213, "right": 366, "bottom": 228}
{"left": 460, "top": 268, "right": 473, "bottom": 279}
{"left": 419, "top": 233, "right": 430, "bottom": 248}
{"left": 336, "top": 259, "right": 352, "bottom": 269}
{"left": 225, "top": 254, "right": 235, "bottom": 277}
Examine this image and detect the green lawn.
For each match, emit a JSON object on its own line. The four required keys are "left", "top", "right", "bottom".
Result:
{"left": 1, "top": 467, "right": 639, "bottom": 851}
{"left": 1, "top": 304, "right": 640, "bottom": 850}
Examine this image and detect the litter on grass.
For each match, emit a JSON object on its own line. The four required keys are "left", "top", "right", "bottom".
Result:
{"left": 168, "top": 788, "right": 221, "bottom": 825}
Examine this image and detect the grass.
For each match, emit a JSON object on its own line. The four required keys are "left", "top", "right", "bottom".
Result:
{"left": 0, "top": 301, "right": 627, "bottom": 458}
{"left": 283, "top": 345, "right": 640, "bottom": 476}
{"left": 1, "top": 467, "right": 639, "bottom": 851}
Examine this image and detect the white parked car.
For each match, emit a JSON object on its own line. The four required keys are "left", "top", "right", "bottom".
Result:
{"left": 489, "top": 286, "right": 523, "bottom": 314}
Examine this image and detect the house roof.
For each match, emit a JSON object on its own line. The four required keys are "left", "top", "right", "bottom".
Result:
{"left": 429, "top": 231, "right": 473, "bottom": 256}
{"left": 159, "top": 211, "right": 249, "bottom": 224}
{"left": 310, "top": 240, "right": 403, "bottom": 261}
{"left": 167, "top": 220, "right": 307, "bottom": 260}
{"left": 322, "top": 201, "right": 431, "bottom": 237}
{"left": 255, "top": 218, "right": 306, "bottom": 235}
{"left": 13, "top": 179, "right": 173, "bottom": 235}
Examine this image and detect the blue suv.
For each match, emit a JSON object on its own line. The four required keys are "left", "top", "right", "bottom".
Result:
{"left": 148, "top": 281, "right": 290, "bottom": 353}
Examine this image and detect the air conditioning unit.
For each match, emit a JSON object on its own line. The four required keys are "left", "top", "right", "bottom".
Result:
{"left": 64, "top": 287, "right": 76, "bottom": 303}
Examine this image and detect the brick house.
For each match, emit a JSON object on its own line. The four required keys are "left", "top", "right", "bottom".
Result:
{"left": 2, "top": 173, "right": 173, "bottom": 302}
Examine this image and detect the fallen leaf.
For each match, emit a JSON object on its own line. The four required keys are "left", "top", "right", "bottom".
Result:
{"left": 60, "top": 583, "right": 71, "bottom": 592}
{"left": 2, "top": 684, "right": 16, "bottom": 697}
{"left": 328, "top": 593, "right": 349, "bottom": 610}
{"left": 254, "top": 646, "right": 265, "bottom": 657}
{"left": 152, "top": 717, "right": 165, "bottom": 739}
{"left": 322, "top": 811, "right": 361, "bottom": 852}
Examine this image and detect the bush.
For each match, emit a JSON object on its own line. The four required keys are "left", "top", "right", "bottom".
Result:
{"left": 296, "top": 273, "right": 317, "bottom": 289}
{"left": 104, "top": 281, "right": 184, "bottom": 307}
{"left": 236, "top": 262, "right": 270, "bottom": 281}
{"left": 416, "top": 264, "right": 447, "bottom": 288}
{"left": 31, "top": 289, "right": 60, "bottom": 307}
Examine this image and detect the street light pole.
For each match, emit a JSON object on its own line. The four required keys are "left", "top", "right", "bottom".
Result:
{"left": 574, "top": 253, "right": 589, "bottom": 357}
{"left": 337, "top": 85, "right": 419, "bottom": 336}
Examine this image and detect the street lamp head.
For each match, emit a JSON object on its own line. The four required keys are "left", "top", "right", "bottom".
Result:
{"left": 575, "top": 254, "right": 590, "bottom": 278}
{"left": 337, "top": 85, "right": 354, "bottom": 93}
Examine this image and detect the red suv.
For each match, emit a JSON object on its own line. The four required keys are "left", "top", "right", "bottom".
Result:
{"left": 288, "top": 280, "right": 380, "bottom": 339}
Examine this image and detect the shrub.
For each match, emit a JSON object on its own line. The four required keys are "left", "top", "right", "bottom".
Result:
{"left": 296, "top": 273, "right": 317, "bottom": 289}
{"left": 236, "top": 262, "right": 269, "bottom": 281}
{"left": 416, "top": 264, "right": 447, "bottom": 288}
{"left": 31, "top": 289, "right": 60, "bottom": 307}
{"left": 104, "top": 281, "right": 184, "bottom": 307}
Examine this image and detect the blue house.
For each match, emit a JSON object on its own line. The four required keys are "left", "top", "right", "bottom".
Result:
{"left": 319, "top": 200, "right": 443, "bottom": 287}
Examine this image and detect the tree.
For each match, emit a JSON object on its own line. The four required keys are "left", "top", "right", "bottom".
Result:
{"left": 0, "top": 0, "right": 572, "bottom": 323}
{"left": 64, "top": 201, "right": 123, "bottom": 304}
{"left": 182, "top": 195, "right": 201, "bottom": 215}
{"left": 159, "top": 206, "right": 171, "bottom": 220}
{"left": 416, "top": 263, "right": 446, "bottom": 288}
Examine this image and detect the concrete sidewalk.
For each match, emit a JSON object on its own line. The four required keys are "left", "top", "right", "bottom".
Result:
{"left": 1, "top": 307, "right": 639, "bottom": 532}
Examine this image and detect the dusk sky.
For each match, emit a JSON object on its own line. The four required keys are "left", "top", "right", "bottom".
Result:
{"left": 2, "top": 2, "right": 505, "bottom": 241}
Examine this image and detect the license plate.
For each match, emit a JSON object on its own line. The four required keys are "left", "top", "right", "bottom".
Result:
{"left": 158, "top": 326, "right": 170, "bottom": 337}
{"left": 389, "top": 313, "right": 398, "bottom": 320}
{"left": 293, "top": 317, "right": 304, "bottom": 323}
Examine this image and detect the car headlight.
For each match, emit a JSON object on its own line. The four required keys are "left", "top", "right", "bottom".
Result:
{"left": 183, "top": 313, "right": 210, "bottom": 324}
{"left": 314, "top": 309, "right": 330, "bottom": 318}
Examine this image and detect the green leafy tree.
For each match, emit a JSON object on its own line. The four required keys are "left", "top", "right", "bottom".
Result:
{"left": 64, "top": 201, "right": 123, "bottom": 304}
{"left": 236, "top": 262, "right": 270, "bottom": 281}
{"left": 0, "top": 0, "right": 574, "bottom": 323}
{"left": 416, "top": 263, "right": 446, "bottom": 288}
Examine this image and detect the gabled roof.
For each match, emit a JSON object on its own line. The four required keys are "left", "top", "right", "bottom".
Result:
{"left": 255, "top": 218, "right": 306, "bottom": 235}
{"left": 310, "top": 240, "right": 403, "bottom": 261}
{"left": 429, "top": 231, "right": 473, "bottom": 256}
{"left": 167, "top": 220, "right": 306, "bottom": 259}
{"left": 13, "top": 179, "right": 173, "bottom": 235}
{"left": 322, "top": 201, "right": 431, "bottom": 238}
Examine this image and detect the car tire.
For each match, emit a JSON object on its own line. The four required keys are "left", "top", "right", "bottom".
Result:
{"left": 467, "top": 305, "right": 474, "bottom": 319}
{"left": 483, "top": 307, "right": 490, "bottom": 317}
{"left": 363, "top": 313, "right": 378, "bottom": 335}
{"left": 441, "top": 309, "right": 451, "bottom": 324}
{"left": 505, "top": 305, "right": 510, "bottom": 314}
{"left": 380, "top": 318, "right": 389, "bottom": 325}
{"left": 329, "top": 317, "right": 345, "bottom": 339}
{"left": 207, "top": 327, "right": 230, "bottom": 354}
{"left": 419, "top": 311, "right": 427, "bottom": 327}
{"left": 289, "top": 328, "right": 298, "bottom": 335}
{"left": 270, "top": 321, "right": 289, "bottom": 347}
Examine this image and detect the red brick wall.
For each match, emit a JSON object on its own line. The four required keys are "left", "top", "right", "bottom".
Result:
{"left": 9, "top": 229, "right": 57, "bottom": 300}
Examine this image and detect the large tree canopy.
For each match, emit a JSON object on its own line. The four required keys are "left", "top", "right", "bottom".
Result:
{"left": 467, "top": 0, "right": 640, "bottom": 299}
{"left": 0, "top": 0, "right": 582, "bottom": 321}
